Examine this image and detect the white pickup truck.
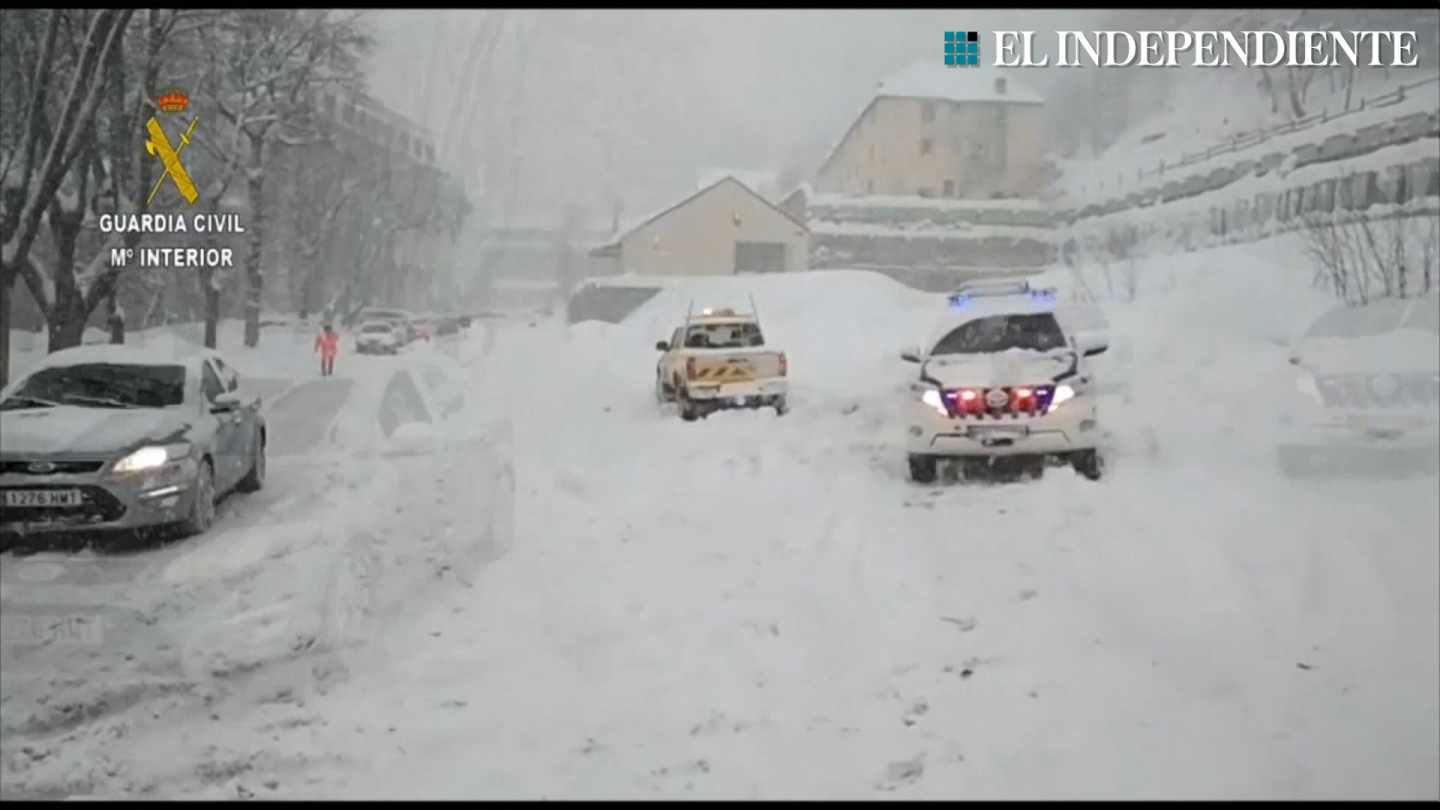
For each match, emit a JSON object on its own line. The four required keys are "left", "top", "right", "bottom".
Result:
{"left": 655, "top": 307, "right": 789, "bottom": 421}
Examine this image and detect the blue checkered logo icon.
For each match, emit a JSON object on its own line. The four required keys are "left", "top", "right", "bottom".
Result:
{"left": 945, "top": 31, "right": 980, "bottom": 67}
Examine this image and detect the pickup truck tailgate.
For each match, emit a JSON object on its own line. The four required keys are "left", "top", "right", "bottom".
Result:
{"left": 690, "top": 351, "right": 784, "bottom": 382}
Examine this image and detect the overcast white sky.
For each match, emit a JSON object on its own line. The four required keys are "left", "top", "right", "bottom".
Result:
{"left": 359, "top": 9, "right": 1436, "bottom": 233}
{"left": 361, "top": 10, "right": 1104, "bottom": 230}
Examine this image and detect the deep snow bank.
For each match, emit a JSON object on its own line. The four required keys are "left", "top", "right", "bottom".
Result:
{"left": 254, "top": 241, "right": 1436, "bottom": 799}
{"left": 560, "top": 271, "right": 947, "bottom": 410}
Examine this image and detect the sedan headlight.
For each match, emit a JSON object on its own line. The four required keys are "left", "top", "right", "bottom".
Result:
{"left": 111, "top": 442, "right": 192, "bottom": 474}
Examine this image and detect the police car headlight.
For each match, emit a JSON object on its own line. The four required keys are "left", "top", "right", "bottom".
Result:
{"left": 920, "top": 389, "right": 948, "bottom": 415}
{"left": 1050, "top": 384, "right": 1077, "bottom": 409}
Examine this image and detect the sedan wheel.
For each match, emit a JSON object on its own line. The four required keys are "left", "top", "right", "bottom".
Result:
{"left": 182, "top": 460, "right": 217, "bottom": 536}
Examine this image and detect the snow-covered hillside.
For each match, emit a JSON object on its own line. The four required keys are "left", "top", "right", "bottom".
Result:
{"left": 5, "top": 241, "right": 1433, "bottom": 799}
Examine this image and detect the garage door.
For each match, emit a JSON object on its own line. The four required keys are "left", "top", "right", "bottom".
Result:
{"left": 734, "top": 241, "right": 786, "bottom": 274}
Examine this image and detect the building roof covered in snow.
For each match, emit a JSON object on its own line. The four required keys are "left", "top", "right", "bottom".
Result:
{"left": 874, "top": 63, "right": 1043, "bottom": 106}
{"left": 697, "top": 168, "right": 779, "bottom": 200}
{"left": 590, "top": 175, "right": 809, "bottom": 258}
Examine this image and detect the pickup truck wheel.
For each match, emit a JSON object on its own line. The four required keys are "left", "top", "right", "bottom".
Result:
{"left": 773, "top": 396, "right": 788, "bottom": 416}
{"left": 679, "top": 392, "right": 700, "bottom": 422}
{"left": 907, "top": 454, "right": 938, "bottom": 484}
{"left": 1072, "top": 449, "right": 1104, "bottom": 481}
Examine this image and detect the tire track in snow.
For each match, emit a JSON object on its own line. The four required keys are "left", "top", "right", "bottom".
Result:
{"left": 265, "top": 379, "right": 354, "bottom": 457}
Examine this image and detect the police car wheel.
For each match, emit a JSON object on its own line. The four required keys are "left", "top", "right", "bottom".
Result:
{"left": 907, "top": 454, "right": 938, "bottom": 484}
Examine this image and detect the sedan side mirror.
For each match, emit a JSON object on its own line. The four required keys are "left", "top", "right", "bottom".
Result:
{"left": 1084, "top": 345, "right": 1108, "bottom": 357}
{"left": 899, "top": 345, "right": 923, "bottom": 364}
{"left": 210, "top": 390, "right": 242, "bottom": 414}
{"left": 655, "top": 341, "right": 669, "bottom": 351}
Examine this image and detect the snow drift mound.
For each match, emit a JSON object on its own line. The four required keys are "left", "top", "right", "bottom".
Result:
{"left": 563, "top": 270, "right": 949, "bottom": 404}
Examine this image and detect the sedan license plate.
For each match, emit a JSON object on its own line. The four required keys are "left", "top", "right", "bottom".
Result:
{"left": 3, "top": 489, "right": 83, "bottom": 508}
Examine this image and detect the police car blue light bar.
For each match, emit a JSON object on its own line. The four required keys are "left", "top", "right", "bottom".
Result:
{"left": 947, "top": 285, "right": 1057, "bottom": 310}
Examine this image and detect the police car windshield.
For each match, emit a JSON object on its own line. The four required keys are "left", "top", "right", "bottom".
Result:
{"left": 684, "top": 322, "right": 764, "bottom": 349}
{"left": 932, "top": 313, "right": 1067, "bottom": 355}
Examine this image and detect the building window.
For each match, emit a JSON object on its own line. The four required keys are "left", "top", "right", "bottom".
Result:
{"left": 922, "top": 102, "right": 936, "bottom": 123}
{"left": 867, "top": 179, "right": 875, "bottom": 194}
{"left": 920, "top": 138, "right": 933, "bottom": 156}
{"left": 869, "top": 144, "right": 875, "bottom": 162}
{"left": 943, "top": 180, "right": 955, "bottom": 197}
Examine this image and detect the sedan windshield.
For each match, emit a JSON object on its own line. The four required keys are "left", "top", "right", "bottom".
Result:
{"left": 1, "top": 363, "right": 186, "bottom": 410}
{"left": 931, "top": 313, "right": 1068, "bottom": 355}
{"left": 363, "top": 324, "right": 394, "bottom": 334}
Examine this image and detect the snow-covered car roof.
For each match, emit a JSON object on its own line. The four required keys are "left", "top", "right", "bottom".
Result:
{"left": 686, "top": 307, "right": 758, "bottom": 325}
{"left": 1300, "top": 293, "right": 1438, "bottom": 342}
{"left": 17, "top": 342, "right": 216, "bottom": 377}
{"left": 1294, "top": 293, "right": 1440, "bottom": 373}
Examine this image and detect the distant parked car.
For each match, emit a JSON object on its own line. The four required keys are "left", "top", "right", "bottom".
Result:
{"left": 0, "top": 344, "right": 266, "bottom": 546}
{"left": 356, "top": 320, "right": 401, "bottom": 355}
{"left": 1279, "top": 293, "right": 1439, "bottom": 477}
{"left": 359, "top": 307, "right": 415, "bottom": 344}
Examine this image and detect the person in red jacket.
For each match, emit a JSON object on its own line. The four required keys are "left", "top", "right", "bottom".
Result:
{"left": 314, "top": 324, "right": 339, "bottom": 377}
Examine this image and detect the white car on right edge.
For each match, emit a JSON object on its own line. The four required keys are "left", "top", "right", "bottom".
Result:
{"left": 900, "top": 281, "right": 1109, "bottom": 484}
{"left": 1278, "top": 292, "right": 1439, "bottom": 478}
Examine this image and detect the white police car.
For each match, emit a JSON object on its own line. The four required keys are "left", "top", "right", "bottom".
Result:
{"left": 899, "top": 280, "right": 1110, "bottom": 483}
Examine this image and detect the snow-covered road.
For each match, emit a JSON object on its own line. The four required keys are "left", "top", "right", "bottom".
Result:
{"left": 1, "top": 238, "right": 1435, "bottom": 799}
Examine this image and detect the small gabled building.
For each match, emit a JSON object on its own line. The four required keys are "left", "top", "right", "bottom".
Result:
{"left": 589, "top": 176, "right": 809, "bottom": 277}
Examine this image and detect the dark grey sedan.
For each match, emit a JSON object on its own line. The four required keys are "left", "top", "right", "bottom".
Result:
{"left": 0, "top": 344, "right": 266, "bottom": 543}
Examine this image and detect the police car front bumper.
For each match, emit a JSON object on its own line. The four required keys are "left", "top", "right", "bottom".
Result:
{"left": 905, "top": 397, "right": 1100, "bottom": 458}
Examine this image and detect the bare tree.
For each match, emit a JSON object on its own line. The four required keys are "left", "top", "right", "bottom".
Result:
{"left": 0, "top": 8, "right": 135, "bottom": 383}
{"left": 199, "top": 10, "right": 370, "bottom": 348}
{"left": 1303, "top": 209, "right": 1439, "bottom": 306}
